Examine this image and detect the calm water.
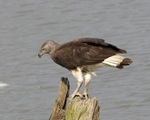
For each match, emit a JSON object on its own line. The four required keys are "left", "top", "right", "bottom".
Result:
{"left": 0, "top": 0, "right": 150, "bottom": 120}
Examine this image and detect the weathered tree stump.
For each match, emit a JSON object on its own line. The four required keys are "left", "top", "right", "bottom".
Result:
{"left": 66, "top": 97, "right": 100, "bottom": 120}
{"left": 49, "top": 77, "right": 100, "bottom": 120}
{"left": 49, "top": 77, "right": 69, "bottom": 120}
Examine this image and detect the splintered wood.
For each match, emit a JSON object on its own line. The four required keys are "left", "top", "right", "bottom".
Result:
{"left": 49, "top": 77, "right": 100, "bottom": 120}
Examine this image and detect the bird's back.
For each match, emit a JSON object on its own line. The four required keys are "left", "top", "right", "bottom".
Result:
{"left": 50, "top": 38, "right": 128, "bottom": 70}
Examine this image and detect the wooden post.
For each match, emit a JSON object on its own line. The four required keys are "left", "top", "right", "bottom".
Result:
{"left": 66, "top": 97, "right": 100, "bottom": 120}
{"left": 49, "top": 77, "right": 69, "bottom": 120}
{"left": 49, "top": 78, "right": 100, "bottom": 120}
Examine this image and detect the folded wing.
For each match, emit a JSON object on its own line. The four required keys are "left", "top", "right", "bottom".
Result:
{"left": 51, "top": 38, "right": 127, "bottom": 70}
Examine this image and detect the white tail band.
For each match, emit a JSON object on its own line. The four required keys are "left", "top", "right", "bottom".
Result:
{"left": 102, "top": 55, "right": 124, "bottom": 67}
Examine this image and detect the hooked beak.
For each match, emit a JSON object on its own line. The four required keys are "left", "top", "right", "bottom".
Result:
{"left": 38, "top": 53, "right": 44, "bottom": 58}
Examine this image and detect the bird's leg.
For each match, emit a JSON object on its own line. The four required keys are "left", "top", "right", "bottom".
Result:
{"left": 70, "top": 68, "right": 83, "bottom": 100}
{"left": 83, "top": 73, "right": 91, "bottom": 99}
{"left": 70, "top": 81, "right": 83, "bottom": 99}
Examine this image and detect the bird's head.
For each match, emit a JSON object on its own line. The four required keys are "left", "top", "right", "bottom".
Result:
{"left": 38, "top": 40, "right": 58, "bottom": 58}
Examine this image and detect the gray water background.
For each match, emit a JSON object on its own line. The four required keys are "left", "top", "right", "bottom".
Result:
{"left": 0, "top": 0, "right": 150, "bottom": 120}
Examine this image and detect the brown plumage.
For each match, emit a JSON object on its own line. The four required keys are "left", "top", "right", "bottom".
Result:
{"left": 38, "top": 38, "right": 132, "bottom": 99}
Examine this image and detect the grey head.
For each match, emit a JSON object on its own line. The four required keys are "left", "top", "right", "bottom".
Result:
{"left": 38, "top": 40, "right": 59, "bottom": 58}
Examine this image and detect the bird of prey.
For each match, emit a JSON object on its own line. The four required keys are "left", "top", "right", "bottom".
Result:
{"left": 38, "top": 38, "right": 132, "bottom": 100}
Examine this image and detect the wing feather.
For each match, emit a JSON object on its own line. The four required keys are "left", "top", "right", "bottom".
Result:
{"left": 51, "top": 38, "right": 127, "bottom": 70}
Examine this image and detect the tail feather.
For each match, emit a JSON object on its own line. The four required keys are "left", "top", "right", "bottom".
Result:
{"left": 117, "top": 58, "right": 133, "bottom": 69}
{"left": 102, "top": 55, "right": 132, "bottom": 69}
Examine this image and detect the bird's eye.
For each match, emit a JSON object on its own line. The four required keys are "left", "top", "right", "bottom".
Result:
{"left": 42, "top": 48, "right": 45, "bottom": 51}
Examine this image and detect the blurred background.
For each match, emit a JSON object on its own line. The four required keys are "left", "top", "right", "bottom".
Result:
{"left": 0, "top": 0, "right": 149, "bottom": 120}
